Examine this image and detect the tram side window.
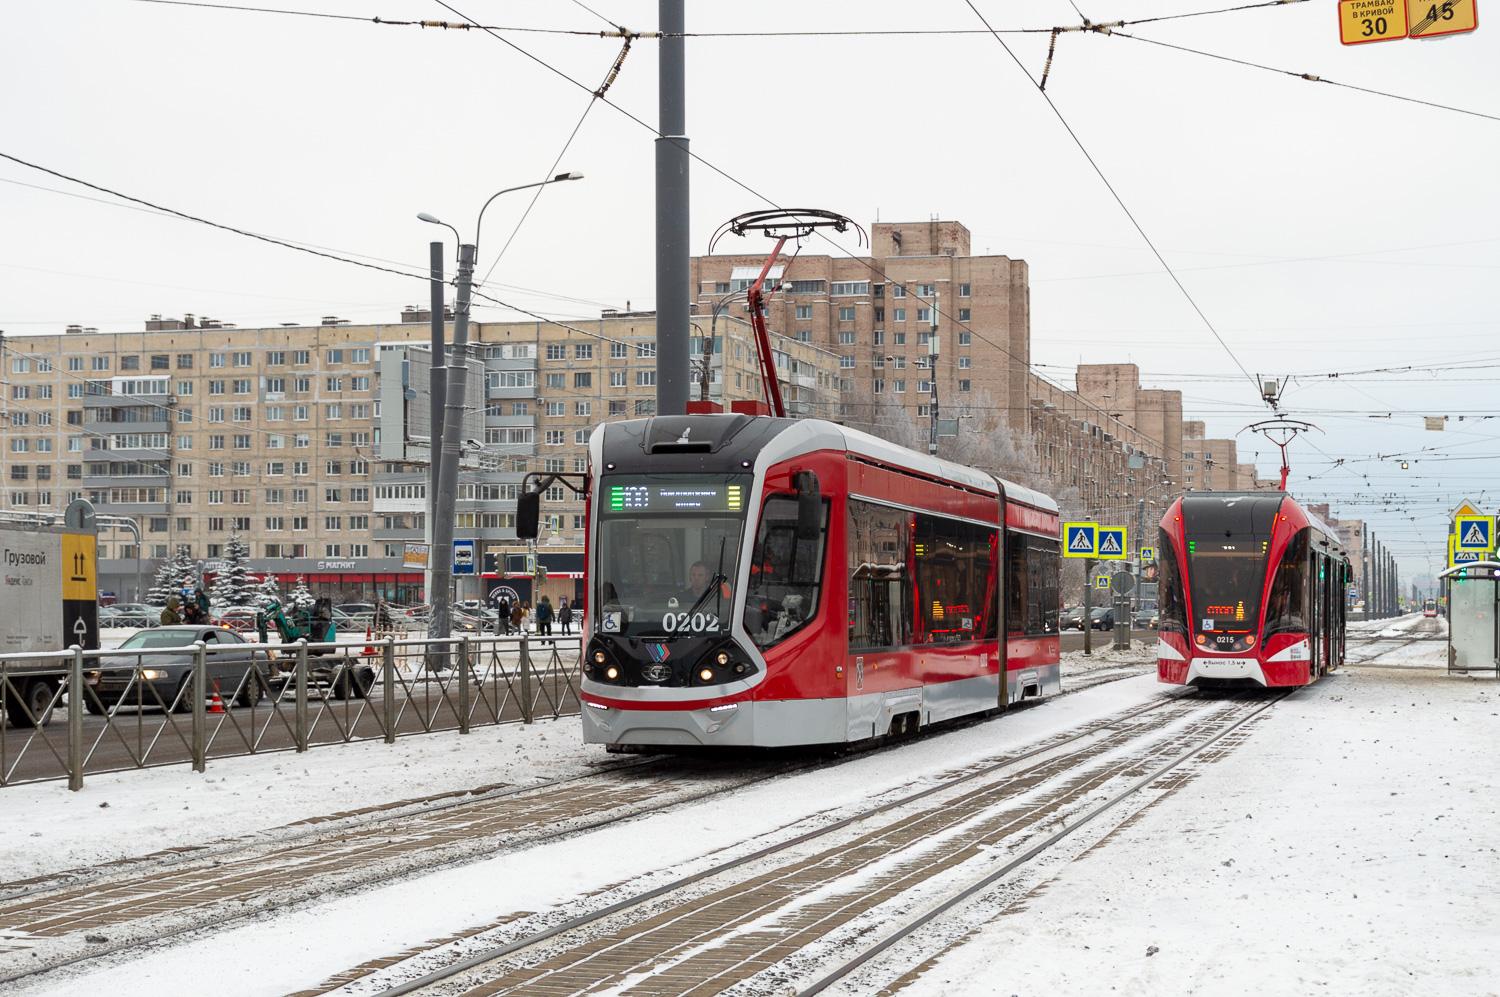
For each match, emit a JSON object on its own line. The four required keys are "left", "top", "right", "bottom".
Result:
{"left": 1157, "top": 530, "right": 1187, "bottom": 636}
{"left": 913, "top": 514, "right": 997, "bottom": 643}
{"left": 743, "top": 496, "right": 828, "bottom": 649}
{"left": 848, "top": 499, "right": 913, "bottom": 650}
{"left": 1005, "top": 534, "right": 1061, "bottom": 636}
{"left": 1264, "top": 528, "right": 1309, "bottom": 638}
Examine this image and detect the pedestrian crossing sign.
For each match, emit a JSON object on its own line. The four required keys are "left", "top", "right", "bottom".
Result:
{"left": 1063, "top": 522, "right": 1098, "bottom": 558}
{"left": 1449, "top": 534, "right": 1485, "bottom": 566}
{"left": 1094, "top": 575, "right": 1111, "bottom": 590}
{"left": 1139, "top": 546, "right": 1156, "bottom": 563}
{"left": 1455, "top": 514, "right": 1493, "bottom": 551}
{"left": 1096, "top": 526, "right": 1127, "bottom": 560}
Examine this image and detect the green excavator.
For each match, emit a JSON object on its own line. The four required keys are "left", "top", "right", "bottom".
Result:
{"left": 255, "top": 597, "right": 336, "bottom": 653}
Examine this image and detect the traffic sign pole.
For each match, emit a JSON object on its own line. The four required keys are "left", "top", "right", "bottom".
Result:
{"left": 1083, "top": 557, "right": 1094, "bottom": 656}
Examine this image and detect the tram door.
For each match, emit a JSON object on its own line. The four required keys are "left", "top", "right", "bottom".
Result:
{"left": 1308, "top": 550, "right": 1323, "bottom": 675}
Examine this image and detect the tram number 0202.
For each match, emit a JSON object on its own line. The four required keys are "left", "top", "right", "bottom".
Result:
{"left": 661, "top": 612, "right": 720, "bottom": 634}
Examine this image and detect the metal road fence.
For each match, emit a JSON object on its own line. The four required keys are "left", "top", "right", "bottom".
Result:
{"left": 0, "top": 634, "right": 581, "bottom": 790}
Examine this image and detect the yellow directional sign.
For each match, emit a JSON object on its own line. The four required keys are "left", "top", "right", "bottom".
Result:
{"left": 61, "top": 533, "right": 96, "bottom": 601}
{"left": 1408, "top": 0, "right": 1478, "bottom": 37}
{"left": 1340, "top": 0, "right": 1409, "bottom": 42}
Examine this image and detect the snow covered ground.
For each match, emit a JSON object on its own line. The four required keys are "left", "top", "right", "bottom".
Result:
{"left": 899, "top": 623, "right": 1497, "bottom": 997}
{"left": 10, "top": 622, "right": 1492, "bottom": 997}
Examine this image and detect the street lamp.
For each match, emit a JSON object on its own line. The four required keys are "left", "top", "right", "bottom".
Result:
{"left": 416, "top": 171, "right": 585, "bottom": 652}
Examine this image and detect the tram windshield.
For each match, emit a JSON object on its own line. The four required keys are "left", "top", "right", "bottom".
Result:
{"left": 1182, "top": 496, "right": 1281, "bottom": 634}
{"left": 594, "top": 474, "right": 751, "bottom": 638}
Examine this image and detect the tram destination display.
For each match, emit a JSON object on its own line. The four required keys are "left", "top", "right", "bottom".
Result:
{"left": 606, "top": 476, "right": 746, "bottom": 514}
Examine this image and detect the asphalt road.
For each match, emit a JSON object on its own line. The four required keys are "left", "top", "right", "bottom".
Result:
{"left": 1059, "top": 628, "right": 1158, "bottom": 652}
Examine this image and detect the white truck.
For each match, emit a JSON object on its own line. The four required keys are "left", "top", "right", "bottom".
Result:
{"left": 0, "top": 502, "right": 99, "bottom": 727}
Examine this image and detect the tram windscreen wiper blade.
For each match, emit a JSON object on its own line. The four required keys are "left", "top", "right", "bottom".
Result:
{"left": 686, "top": 573, "right": 727, "bottom": 619}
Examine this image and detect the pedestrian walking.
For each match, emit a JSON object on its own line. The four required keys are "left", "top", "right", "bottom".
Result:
{"left": 537, "top": 596, "right": 554, "bottom": 639}
{"left": 497, "top": 595, "right": 512, "bottom": 635}
{"left": 558, "top": 597, "right": 573, "bottom": 636}
{"left": 512, "top": 600, "right": 526, "bottom": 634}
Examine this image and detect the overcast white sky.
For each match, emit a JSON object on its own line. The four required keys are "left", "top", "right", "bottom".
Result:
{"left": 3, "top": 0, "right": 1497, "bottom": 580}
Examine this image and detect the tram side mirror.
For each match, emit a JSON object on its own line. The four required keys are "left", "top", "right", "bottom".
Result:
{"left": 795, "top": 471, "right": 821, "bottom": 540}
{"left": 516, "top": 489, "right": 541, "bottom": 539}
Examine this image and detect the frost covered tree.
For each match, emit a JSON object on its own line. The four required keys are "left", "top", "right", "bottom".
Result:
{"left": 254, "top": 573, "right": 283, "bottom": 609}
{"left": 210, "top": 533, "right": 256, "bottom": 609}
{"left": 289, "top": 575, "right": 316, "bottom": 611}
{"left": 144, "top": 559, "right": 185, "bottom": 607}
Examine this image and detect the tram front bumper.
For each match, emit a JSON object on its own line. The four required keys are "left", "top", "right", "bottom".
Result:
{"left": 582, "top": 699, "right": 753, "bottom": 746}
{"left": 1185, "top": 656, "right": 1268, "bottom": 685}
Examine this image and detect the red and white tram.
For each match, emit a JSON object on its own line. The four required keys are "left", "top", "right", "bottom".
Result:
{"left": 570, "top": 414, "right": 1061, "bottom": 748}
{"left": 1156, "top": 491, "right": 1351, "bottom": 688}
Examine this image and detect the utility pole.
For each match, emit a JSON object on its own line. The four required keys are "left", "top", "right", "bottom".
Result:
{"left": 926, "top": 297, "right": 939, "bottom": 456}
{"left": 655, "top": 0, "right": 690, "bottom": 416}
{"left": 425, "top": 241, "right": 445, "bottom": 607}
{"left": 1362, "top": 528, "right": 1370, "bottom": 622}
{"left": 430, "top": 243, "right": 476, "bottom": 652}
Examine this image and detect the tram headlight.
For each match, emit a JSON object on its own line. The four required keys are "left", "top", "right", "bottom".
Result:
{"left": 716, "top": 652, "right": 730, "bottom": 665}
{"left": 605, "top": 666, "right": 619, "bottom": 680}
{"left": 699, "top": 668, "right": 715, "bottom": 682}
{"left": 593, "top": 651, "right": 606, "bottom": 665}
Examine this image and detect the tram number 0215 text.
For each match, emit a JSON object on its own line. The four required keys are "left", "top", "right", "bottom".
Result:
{"left": 662, "top": 612, "right": 720, "bottom": 634}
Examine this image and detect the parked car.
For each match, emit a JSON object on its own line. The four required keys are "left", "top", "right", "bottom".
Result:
{"left": 1061, "top": 606, "right": 1087, "bottom": 631}
{"left": 1131, "top": 610, "right": 1157, "bottom": 629}
{"left": 1089, "top": 607, "right": 1115, "bottom": 630}
{"left": 87, "top": 626, "right": 273, "bottom": 713}
{"left": 335, "top": 603, "right": 377, "bottom": 617}
{"left": 213, "top": 609, "right": 259, "bottom": 633}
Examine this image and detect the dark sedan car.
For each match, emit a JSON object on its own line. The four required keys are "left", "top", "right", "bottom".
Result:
{"left": 1061, "top": 606, "right": 1087, "bottom": 630}
{"left": 1088, "top": 607, "right": 1115, "bottom": 630}
{"left": 87, "top": 626, "right": 272, "bottom": 713}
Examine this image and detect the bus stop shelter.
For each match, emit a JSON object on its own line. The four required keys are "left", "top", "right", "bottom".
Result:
{"left": 1437, "top": 560, "right": 1499, "bottom": 675}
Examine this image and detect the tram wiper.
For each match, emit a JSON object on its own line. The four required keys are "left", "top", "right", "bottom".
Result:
{"left": 682, "top": 537, "right": 729, "bottom": 632}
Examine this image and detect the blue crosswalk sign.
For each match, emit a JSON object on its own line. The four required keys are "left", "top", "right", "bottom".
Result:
{"left": 1063, "top": 522, "right": 1097, "bottom": 558}
{"left": 1456, "top": 515, "right": 1492, "bottom": 551}
{"left": 1096, "top": 527, "right": 1127, "bottom": 560}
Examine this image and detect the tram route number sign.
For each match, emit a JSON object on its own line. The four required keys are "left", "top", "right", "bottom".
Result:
{"left": 1455, "top": 514, "right": 1493, "bottom": 550}
{"left": 1064, "top": 522, "right": 1098, "bottom": 559}
{"left": 1096, "top": 527, "right": 1128, "bottom": 560}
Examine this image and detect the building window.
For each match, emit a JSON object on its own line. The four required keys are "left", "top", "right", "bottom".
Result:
{"left": 796, "top": 331, "right": 811, "bottom": 342}
{"left": 610, "top": 342, "right": 627, "bottom": 359}
{"left": 635, "top": 400, "right": 656, "bottom": 416}
{"left": 840, "top": 356, "right": 855, "bottom": 369}
{"left": 891, "top": 285, "right": 906, "bottom": 299}
{"left": 918, "top": 380, "right": 931, "bottom": 394}
{"left": 916, "top": 308, "right": 931, "bottom": 324}
{"left": 959, "top": 283, "right": 971, "bottom": 297}
{"left": 893, "top": 309, "right": 906, "bottom": 323}
{"left": 795, "top": 305, "right": 813, "bottom": 320}
{"left": 873, "top": 378, "right": 885, "bottom": 394}
{"left": 636, "top": 342, "right": 657, "bottom": 358}
{"left": 894, "top": 380, "right": 906, "bottom": 393}
{"left": 958, "top": 331, "right": 971, "bottom": 346}
{"left": 546, "top": 343, "right": 566, "bottom": 360}
{"left": 92, "top": 356, "right": 110, "bottom": 371}
{"left": 575, "top": 343, "right": 593, "bottom": 360}
{"left": 960, "top": 380, "right": 971, "bottom": 392}
{"left": 546, "top": 373, "right": 565, "bottom": 389}
{"left": 574, "top": 372, "right": 592, "bottom": 388}
{"left": 839, "top": 331, "right": 856, "bottom": 345}
{"left": 958, "top": 308, "right": 971, "bottom": 322}
{"left": 609, "top": 399, "right": 626, "bottom": 416}
{"left": 575, "top": 401, "right": 591, "bottom": 416}
{"left": 574, "top": 429, "right": 589, "bottom": 444}
{"left": 838, "top": 307, "right": 855, "bottom": 322}
{"left": 637, "top": 370, "right": 656, "bottom": 386}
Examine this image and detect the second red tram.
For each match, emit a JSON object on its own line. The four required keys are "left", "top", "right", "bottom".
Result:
{"left": 1157, "top": 491, "right": 1351, "bottom": 688}
{"left": 576, "top": 414, "right": 1061, "bottom": 748}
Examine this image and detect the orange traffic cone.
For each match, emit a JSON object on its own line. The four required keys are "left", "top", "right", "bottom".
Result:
{"left": 208, "top": 689, "right": 225, "bottom": 714}
{"left": 364, "top": 625, "right": 375, "bottom": 657}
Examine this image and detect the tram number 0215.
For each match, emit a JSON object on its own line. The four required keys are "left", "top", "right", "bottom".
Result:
{"left": 662, "top": 612, "right": 720, "bottom": 634}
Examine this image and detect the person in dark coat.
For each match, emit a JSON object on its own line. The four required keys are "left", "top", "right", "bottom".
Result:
{"left": 558, "top": 597, "right": 573, "bottom": 636}
{"left": 536, "top": 596, "right": 554, "bottom": 638}
{"left": 510, "top": 601, "right": 524, "bottom": 633}
{"left": 194, "top": 587, "right": 211, "bottom": 622}
{"left": 497, "top": 595, "right": 512, "bottom": 635}
{"left": 160, "top": 596, "right": 182, "bottom": 626}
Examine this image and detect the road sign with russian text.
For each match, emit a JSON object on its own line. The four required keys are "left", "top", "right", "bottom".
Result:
{"left": 453, "top": 540, "right": 475, "bottom": 575}
{"left": 1064, "top": 522, "right": 1098, "bottom": 559}
{"left": 1340, "top": 0, "right": 1409, "bottom": 42}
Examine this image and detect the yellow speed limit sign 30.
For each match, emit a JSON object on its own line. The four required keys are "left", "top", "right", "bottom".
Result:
{"left": 1339, "top": 0, "right": 1408, "bottom": 42}
{"left": 1408, "top": 0, "right": 1477, "bottom": 37}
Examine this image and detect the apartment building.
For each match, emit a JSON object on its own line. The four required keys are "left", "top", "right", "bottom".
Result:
{"left": 690, "top": 219, "right": 1033, "bottom": 436}
{"left": 1181, "top": 421, "right": 1245, "bottom": 492}
{"left": 0, "top": 311, "right": 838, "bottom": 603}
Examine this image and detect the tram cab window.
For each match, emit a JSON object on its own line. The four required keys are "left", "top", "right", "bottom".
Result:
{"left": 743, "top": 496, "right": 828, "bottom": 649}
{"left": 848, "top": 499, "right": 913, "bottom": 650}
{"left": 1156, "top": 531, "right": 1187, "bottom": 636}
{"left": 1263, "top": 528, "right": 1308, "bottom": 638}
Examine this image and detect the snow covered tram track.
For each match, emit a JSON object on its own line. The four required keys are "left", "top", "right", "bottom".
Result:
{"left": 0, "top": 671, "right": 1160, "bottom": 990}
{"left": 337, "top": 690, "right": 1252, "bottom": 997}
